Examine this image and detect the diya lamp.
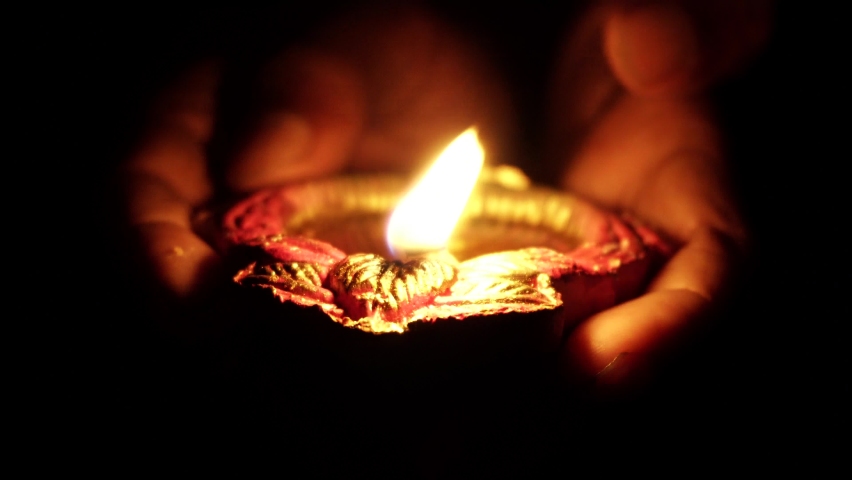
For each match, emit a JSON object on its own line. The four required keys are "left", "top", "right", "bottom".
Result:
{"left": 219, "top": 128, "right": 670, "bottom": 370}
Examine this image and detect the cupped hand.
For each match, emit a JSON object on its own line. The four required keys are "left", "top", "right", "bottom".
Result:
{"left": 548, "top": 0, "right": 770, "bottom": 391}
{"left": 118, "top": 5, "right": 513, "bottom": 334}
{"left": 117, "top": 1, "right": 771, "bottom": 393}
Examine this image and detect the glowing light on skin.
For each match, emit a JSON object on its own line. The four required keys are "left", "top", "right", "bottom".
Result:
{"left": 387, "top": 128, "right": 485, "bottom": 259}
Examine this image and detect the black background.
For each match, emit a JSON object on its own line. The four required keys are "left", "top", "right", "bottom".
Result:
{"left": 27, "top": 0, "right": 846, "bottom": 469}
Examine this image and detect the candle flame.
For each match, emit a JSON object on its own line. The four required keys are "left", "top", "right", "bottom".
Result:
{"left": 387, "top": 128, "right": 484, "bottom": 258}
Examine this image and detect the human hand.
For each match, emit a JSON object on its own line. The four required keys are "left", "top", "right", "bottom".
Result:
{"left": 117, "top": 0, "right": 771, "bottom": 395}
{"left": 549, "top": 0, "right": 771, "bottom": 392}
{"left": 117, "top": 5, "right": 514, "bottom": 335}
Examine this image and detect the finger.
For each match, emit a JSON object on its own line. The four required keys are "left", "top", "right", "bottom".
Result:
{"left": 226, "top": 6, "right": 514, "bottom": 193}
{"left": 125, "top": 61, "right": 219, "bottom": 205}
{"left": 316, "top": 6, "right": 515, "bottom": 170}
{"left": 561, "top": 226, "right": 741, "bottom": 386}
{"left": 603, "top": 0, "right": 773, "bottom": 96}
{"left": 130, "top": 221, "right": 223, "bottom": 300}
{"left": 546, "top": 6, "right": 622, "bottom": 167}
{"left": 560, "top": 94, "right": 745, "bottom": 244}
{"left": 546, "top": 1, "right": 772, "bottom": 169}
{"left": 224, "top": 48, "right": 366, "bottom": 192}
{"left": 120, "top": 61, "right": 222, "bottom": 299}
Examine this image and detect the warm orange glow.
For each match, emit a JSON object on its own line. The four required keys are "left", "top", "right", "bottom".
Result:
{"left": 387, "top": 128, "right": 484, "bottom": 258}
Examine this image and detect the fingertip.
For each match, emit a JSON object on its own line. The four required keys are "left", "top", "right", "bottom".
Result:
{"left": 592, "top": 352, "right": 655, "bottom": 398}
{"left": 560, "top": 289, "right": 708, "bottom": 386}
{"left": 134, "top": 221, "right": 223, "bottom": 300}
{"left": 130, "top": 221, "right": 240, "bottom": 340}
{"left": 604, "top": 3, "right": 700, "bottom": 96}
{"left": 561, "top": 343, "right": 655, "bottom": 400}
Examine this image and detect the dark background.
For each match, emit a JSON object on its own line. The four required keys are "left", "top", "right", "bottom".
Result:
{"left": 33, "top": 0, "right": 845, "bottom": 468}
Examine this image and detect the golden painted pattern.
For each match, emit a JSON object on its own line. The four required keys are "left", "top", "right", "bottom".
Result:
{"left": 240, "top": 262, "right": 327, "bottom": 299}
{"left": 449, "top": 271, "right": 556, "bottom": 307}
{"left": 328, "top": 253, "right": 457, "bottom": 321}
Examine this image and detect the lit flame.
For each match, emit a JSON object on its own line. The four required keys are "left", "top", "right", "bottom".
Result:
{"left": 387, "top": 128, "right": 484, "bottom": 258}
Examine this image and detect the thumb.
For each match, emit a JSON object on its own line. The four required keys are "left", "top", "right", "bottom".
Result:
{"left": 603, "top": 0, "right": 772, "bottom": 96}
